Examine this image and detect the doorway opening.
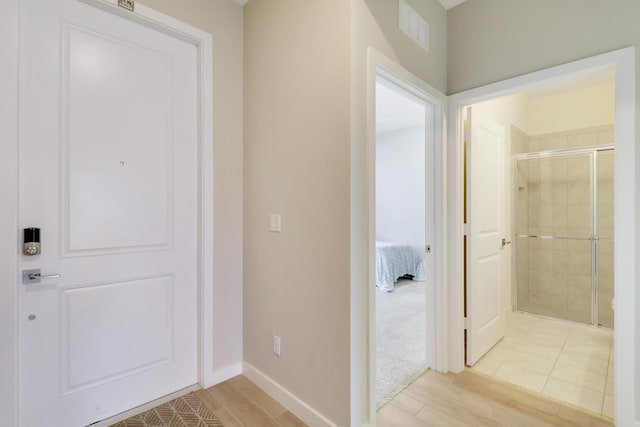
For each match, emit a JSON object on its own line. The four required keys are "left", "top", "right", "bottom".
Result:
{"left": 467, "top": 72, "right": 615, "bottom": 418}
{"left": 374, "top": 76, "right": 429, "bottom": 409}
{"left": 368, "top": 58, "right": 445, "bottom": 421}
{"left": 459, "top": 62, "right": 621, "bottom": 419}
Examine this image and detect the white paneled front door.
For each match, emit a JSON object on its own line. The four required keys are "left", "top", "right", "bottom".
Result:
{"left": 465, "top": 108, "right": 507, "bottom": 366}
{"left": 18, "top": 1, "right": 199, "bottom": 425}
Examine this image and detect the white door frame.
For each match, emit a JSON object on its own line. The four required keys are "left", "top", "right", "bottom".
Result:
{"left": 0, "top": 0, "right": 215, "bottom": 423}
{"left": 447, "top": 47, "right": 636, "bottom": 425}
{"left": 0, "top": 1, "right": 20, "bottom": 425}
{"left": 356, "top": 48, "right": 446, "bottom": 425}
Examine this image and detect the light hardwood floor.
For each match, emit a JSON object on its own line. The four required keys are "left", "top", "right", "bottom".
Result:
{"left": 116, "top": 370, "right": 614, "bottom": 426}
{"left": 377, "top": 369, "right": 614, "bottom": 427}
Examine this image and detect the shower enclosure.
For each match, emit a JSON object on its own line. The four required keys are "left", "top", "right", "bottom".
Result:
{"left": 515, "top": 146, "right": 614, "bottom": 328}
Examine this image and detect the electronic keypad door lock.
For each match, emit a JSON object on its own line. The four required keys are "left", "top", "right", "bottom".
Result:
{"left": 23, "top": 227, "right": 41, "bottom": 256}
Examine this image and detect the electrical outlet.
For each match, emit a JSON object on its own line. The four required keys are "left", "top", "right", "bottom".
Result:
{"left": 273, "top": 335, "right": 281, "bottom": 356}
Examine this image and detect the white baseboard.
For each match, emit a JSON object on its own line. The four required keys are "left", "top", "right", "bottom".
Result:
{"left": 203, "top": 361, "right": 243, "bottom": 388}
{"left": 242, "top": 361, "right": 338, "bottom": 427}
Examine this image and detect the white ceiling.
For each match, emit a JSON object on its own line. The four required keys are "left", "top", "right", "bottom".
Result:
{"left": 438, "top": 0, "right": 467, "bottom": 10}
{"left": 376, "top": 82, "right": 425, "bottom": 135}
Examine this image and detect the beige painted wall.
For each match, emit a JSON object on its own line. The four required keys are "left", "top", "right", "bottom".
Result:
{"left": 243, "top": 1, "right": 351, "bottom": 425}
{"left": 358, "top": 0, "right": 447, "bottom": 93}
{"left": 141, "top": 0, "right": 244, "bottom": 371}
{"left": 527, "top": 83, "right": 615, "bottom": 135}
{"left": 448, "top": 0, "right": 640, "bottom": 95}
{"left": 350, "top": 0, "right": 446, "bottom": 423}
{"left": 244, "top": 0, "right": 446, "bottom": 423}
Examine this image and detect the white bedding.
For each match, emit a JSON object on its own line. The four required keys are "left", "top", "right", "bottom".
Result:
{"left": 375, "top": 241, "right": 425, "bottom": 292}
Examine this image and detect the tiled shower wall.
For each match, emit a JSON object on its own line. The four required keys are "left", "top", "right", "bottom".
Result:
{"left": 514, "top": 124, "right": 614, "bottom": 328}
{"left": 513, "top": 124, "right": 614, "bottom": 154}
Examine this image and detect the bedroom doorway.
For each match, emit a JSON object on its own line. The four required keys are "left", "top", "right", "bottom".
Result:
{"left": 357, "top": 51, "right": 446, "bottom": 426}
{"left": 373, "top": 69, "right": 435, "bottom": 410}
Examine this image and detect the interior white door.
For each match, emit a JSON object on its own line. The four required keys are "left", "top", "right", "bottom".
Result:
{"left": 465, "top": 107, "right": 507, "bottom": 366}
{"left": 18, "top": 1, "right": 199, "bottom": 426}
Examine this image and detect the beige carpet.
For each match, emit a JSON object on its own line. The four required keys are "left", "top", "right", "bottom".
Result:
{"left": 376, "top": 279, "right": 427, "bottom": 408}
{"left": 110, "top": 392, "right": 223, "bottom": 427}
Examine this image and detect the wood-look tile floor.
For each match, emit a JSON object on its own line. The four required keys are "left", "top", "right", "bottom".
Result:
{"left": 192, "top": 376, "right": 308, "bottom": 427}
{"left": 115, "top": 369, "right": 614, "bottom": 427}
{"left": 377, "top": 369, "right": 614, "bottom": 427}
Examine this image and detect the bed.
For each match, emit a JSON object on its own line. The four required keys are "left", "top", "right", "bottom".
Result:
{"left": 375, "top": 241, "right": 425, "bottom": 292}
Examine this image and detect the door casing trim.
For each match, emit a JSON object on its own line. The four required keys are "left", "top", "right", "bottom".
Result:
{"left": 0, "top": 0, "right": 19, "bottom": 425}
{"left": 351, "top": 47, "right": 447, "bottom": 426}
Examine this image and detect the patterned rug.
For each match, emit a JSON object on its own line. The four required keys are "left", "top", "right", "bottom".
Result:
{"left": 110, "top": 392, "right": 223, "bottom": 427}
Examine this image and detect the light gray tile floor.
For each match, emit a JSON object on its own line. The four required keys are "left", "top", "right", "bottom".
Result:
{"left": 470, "top": 311, "right": 614, "bottom": 419}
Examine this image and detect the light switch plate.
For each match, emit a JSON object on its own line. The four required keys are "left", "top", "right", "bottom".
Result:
{"left": 270, "top": 214, "right": 281, "bottom": 232}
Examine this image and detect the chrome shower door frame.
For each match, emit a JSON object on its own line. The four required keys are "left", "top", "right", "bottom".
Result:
{"left": 513, "top": 144, "right": 614, "bottom": 327}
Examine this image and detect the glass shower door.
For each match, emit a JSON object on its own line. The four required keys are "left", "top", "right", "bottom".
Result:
{"left": 515, "top": 153, "right": 593, "bottom": 324}
{"left": 597, "top": 150, "right": 614, "bottom": 328}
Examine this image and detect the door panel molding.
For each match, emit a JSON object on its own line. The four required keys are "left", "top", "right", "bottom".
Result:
{"left": 75, "top": 0, "right": 216, "bottom": 390}
{"left": 60, "top": 275, "right": 174, "bottom": 394}
{"left": 61, "top": 22, "right": 175, "bottom": 255}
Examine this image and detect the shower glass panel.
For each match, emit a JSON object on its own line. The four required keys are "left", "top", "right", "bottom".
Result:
{"left": 597, "top": 150, "right": 614, "bottom": 328}
{"left": 515, "top": 153, "right": 593, "bottom": 324}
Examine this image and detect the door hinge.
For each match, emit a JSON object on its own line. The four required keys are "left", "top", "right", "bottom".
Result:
{"left": 463, "top": 317, "right": 471, "bottom": 330}
{"left": 118, "top": 0, "right": 134, "bottom": 11}
{"left": 463, "top": 223, "right": 469, "bottom": 236}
